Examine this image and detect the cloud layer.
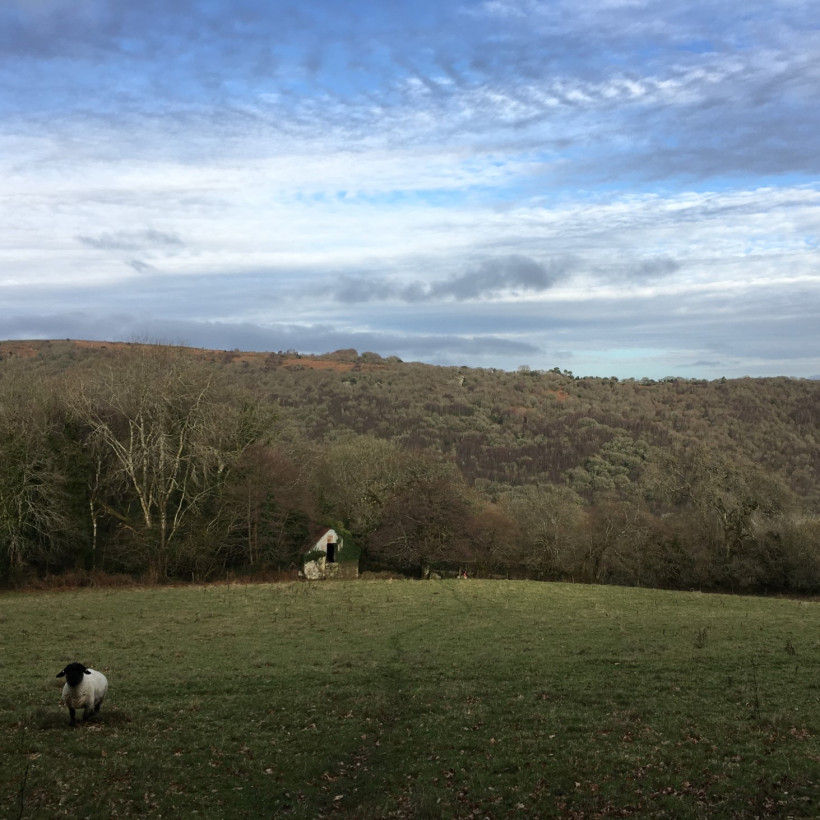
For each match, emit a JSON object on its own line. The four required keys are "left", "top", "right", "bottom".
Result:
{"left": 1, "top": 0, "right": 818, "bottom": 378}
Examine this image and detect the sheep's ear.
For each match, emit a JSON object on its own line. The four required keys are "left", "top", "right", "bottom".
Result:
{"left": 84, "top": 668, "right": 91, "bottom": 675}
{"left": 56, "top": 670, "right": 66, "bottom": 678}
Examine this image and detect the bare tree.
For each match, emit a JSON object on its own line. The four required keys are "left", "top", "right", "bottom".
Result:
{"left": 71, "top": 346, "right": 265, "bottom": 579}
{"left": 501, "top": 484, "right": 586, "bottom": 580}
{"left": 369, "top": 457, "right": 473, "bottom": 577}
{"left": 583, "top": 498, "right": 650, "bottom": 584}
{"left": 226, "top": 443, "right": 314, "bottom": 568}
{"left": 311, "top": 435, "right": 412, "bottom": 540}
{"left": 465, "top": 501, "right": 522, "bottom": 577}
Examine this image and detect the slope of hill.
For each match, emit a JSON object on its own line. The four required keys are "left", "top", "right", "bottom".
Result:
{"left": 4, "top": 339, "right": 815, "bottom": 499}
{"left": 1, "top": 339, "right": 818, "bottom": 590}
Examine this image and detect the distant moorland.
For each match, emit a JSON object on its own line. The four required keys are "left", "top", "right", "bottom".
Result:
{"left": 0, "top": 339, "right": 818, "bottom": 592}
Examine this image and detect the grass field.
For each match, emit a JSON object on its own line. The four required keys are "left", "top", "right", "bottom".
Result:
{"left": 1, "top": 580, "right": 818, "bottom": 818}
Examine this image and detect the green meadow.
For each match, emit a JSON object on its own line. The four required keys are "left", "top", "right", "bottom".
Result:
{"left": 1, "top": 580, "right": 818, "bottom": 818}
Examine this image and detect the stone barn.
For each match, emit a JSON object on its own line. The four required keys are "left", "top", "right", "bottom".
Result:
{"left": 302, "top": 528, "right": 359, "bottom": 579}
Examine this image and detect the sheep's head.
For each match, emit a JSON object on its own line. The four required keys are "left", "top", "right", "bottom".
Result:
{"left": 57, "top": 662, "right": 91, "bottom": 687}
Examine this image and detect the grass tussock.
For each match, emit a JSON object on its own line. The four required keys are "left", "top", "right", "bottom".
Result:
{"left": 1, "top": 580, "right": 818, "bottom": 818}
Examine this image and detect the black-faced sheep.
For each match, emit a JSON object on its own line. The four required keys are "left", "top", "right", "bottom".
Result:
{"left": 56, "top": 662, "right": 108, "bottom": 725}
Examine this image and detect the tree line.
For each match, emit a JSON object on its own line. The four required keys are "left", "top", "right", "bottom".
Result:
{"left": 0, "top": 342, "right": 818, "bottom": 592}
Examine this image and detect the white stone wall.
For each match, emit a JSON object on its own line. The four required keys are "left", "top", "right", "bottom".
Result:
{"left": 303, "top": 557, "right": 324, "bottom": 580}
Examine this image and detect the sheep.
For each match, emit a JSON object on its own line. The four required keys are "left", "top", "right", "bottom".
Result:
{"left": 56, "top": 662, "right": 108, "bottom": 725}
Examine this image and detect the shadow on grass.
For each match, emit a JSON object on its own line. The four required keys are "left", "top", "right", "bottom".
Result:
{"left": 25, "top": 706, "right": 133, "bottom": 731}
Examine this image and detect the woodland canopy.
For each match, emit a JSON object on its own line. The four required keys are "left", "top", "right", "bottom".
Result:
{"left": 1, "top": 340, "right": 818, "bottom": 593}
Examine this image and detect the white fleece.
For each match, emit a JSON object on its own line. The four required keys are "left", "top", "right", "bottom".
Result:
{"left": 60, "top": 669, "right": 108, "bottom": 717}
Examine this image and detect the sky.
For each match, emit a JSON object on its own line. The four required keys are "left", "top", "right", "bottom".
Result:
{"left": 1, "top": 0, "right": 819, "bottom": 379}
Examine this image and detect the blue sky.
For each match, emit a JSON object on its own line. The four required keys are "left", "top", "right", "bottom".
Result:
{"left": 2, "top": 0, "right": 819, "bottom": 378}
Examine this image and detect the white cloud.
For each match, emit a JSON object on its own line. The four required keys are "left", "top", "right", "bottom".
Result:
{"left": 1, "top": 0, "right": 819, "bottom": 377}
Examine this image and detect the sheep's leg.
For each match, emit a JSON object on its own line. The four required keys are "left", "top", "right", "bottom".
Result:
{"left": 93, "top": 701, "right": 102, "bottom": 715}
{"left": 68, "top": 707, "right": 77, "bottom": 725}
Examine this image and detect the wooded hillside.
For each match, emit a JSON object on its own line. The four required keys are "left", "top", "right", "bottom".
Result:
{"left": 1, "top": 340, "right": 818, "bottom": 592}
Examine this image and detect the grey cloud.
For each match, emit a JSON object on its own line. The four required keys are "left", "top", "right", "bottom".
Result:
{"left": 333, "top": 275, "right": 399, "bottom": 303}
{"left": 76, "top": 229, "right": 184, "bottom": 251}
{"left": 331, "top": 276, "right": 426, "bottom": 304}
{"left": 333, "top": 255, "right": 568, "bottom": 304}
{"left": 2, "top": 272, "right": 818, "bottom": 378}
{"left": 0, "top": 311, "right": 138, "bottom": 341}
{"left": 0, "top": 313, "right": 539, "bottom": 364}
{"left": 612, "top": 257, "right": 681, "bottom": 283}
{"left": 128, "top": 259, "right": 156, "bottom": 274}
{"left": 248, "top": 325, "right": 542, "bottom": 361}
{"left": 635, "top": 258, "right": 679, "bottom": 279}
{"left": 399, "top": 282, "right": 430, "bottom": 303}
{"left": 432, "top": 255, "right": 566, "bottom": 299}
